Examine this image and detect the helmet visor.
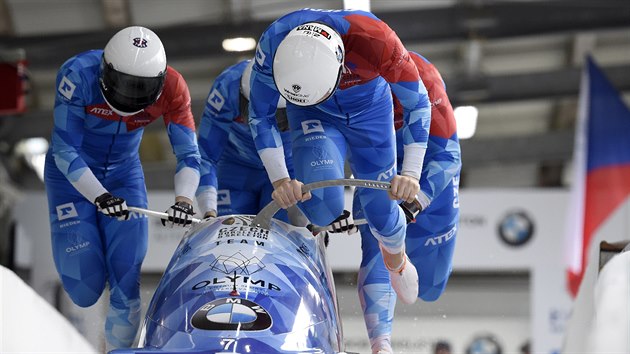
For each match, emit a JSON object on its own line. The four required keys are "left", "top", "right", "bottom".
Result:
{"left": 100, "top": 58, "right": 166, "bottom": 114}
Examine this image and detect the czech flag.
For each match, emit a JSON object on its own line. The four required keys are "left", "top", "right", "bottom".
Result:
{"left": 565, "top": 56, "right": 630, "bottom": 297}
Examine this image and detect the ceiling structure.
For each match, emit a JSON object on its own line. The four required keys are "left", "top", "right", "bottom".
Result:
{"left": 1, "top": 0, "right": 629, "bottom": 190}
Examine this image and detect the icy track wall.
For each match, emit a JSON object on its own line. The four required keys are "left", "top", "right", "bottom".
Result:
{"left": 0, "top": 265, "right": 98, "bottom": 353}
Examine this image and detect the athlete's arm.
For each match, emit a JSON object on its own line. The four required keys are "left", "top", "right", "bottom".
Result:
{"left": 249, "top": 32, "right": 289, "bottom": 184}
{"left": 418, "top": 106, "right": 461, "bottom": 208}
{"left": 410, "top": 54, "right": 461, "bottom": 208}
{"left": 196, "top": 65, "right": 242, "bottom": 215}
{"left": 161, "top": 69, "right": 201, "bottom": 205}
{"left": 378, "top": 29, "right": 431, "bottom": 182}
{"left": 372, "top": 23, "right": 430, "bottom": 203}
{"left": 51, "top": 65, "right": 108, "bottom": 203}
{"left": 414, "top": 102, "right": 461, "bottom": 208}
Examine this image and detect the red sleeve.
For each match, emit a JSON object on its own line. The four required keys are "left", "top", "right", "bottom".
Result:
{"left": 379, "top": 31, "right": 419, "bottom": 84}
{"left": 157, "top": 66, "right": 196, "bottom": 131}
{"left": 411, "top": 54, "right": 456, "bottom": 139}
{"left": 342, "top": 14, "right": 419, "bottom": 84}
{"left": 394, "top": 53, "right": 457, "bottom": 138}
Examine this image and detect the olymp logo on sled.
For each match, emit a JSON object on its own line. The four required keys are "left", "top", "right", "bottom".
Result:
{"left": 57, "top": 202, "right": 78, "bottom": 221}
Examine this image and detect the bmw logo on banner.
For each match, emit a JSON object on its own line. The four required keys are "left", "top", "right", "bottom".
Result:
{"left": 465, "top": 334, "right": 503, "bottom": 354}
{"left": 191, "top": 298, "right": 272, "bottom": 331}
{"left": 497, "top": 210, "right": 534, "bottom": 247}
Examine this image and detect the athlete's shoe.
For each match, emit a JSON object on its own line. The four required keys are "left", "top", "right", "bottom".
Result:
{"left": 387, "top": 254, "right": 419, "bottom": 304}
{"left": 105, "top": 299, "right": 141, "bottom": 349}
{"left": 370, "top": 334, "right": 392, "bottom": 354}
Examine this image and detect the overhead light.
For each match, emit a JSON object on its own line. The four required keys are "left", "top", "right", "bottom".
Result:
{"left": 15, "top": 137, "right": 48, "bottom": 155}
{"left": 344, "top": 0, "right": 370, "bottom": 11}
{"left": 454, "top": 105, "right": 478, "bottom": 140}
{"left": 222, "top": 37, "right": 256, "bottom": 52}
{"left": 14, "top": 137, "right": 49, "bottom": 181}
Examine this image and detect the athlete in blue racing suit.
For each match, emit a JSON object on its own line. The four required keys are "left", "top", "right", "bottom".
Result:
{"left": 353, "top": 52, "right": 461, "bottom": 353}
{"left": 44, "top": 27, "right": 200, "bottom": 349}
{"left": 196, "top": 59, "right": 296, "bottom": 222}
{"left": 249, "top": 9, "right": 431, "bottom": 306}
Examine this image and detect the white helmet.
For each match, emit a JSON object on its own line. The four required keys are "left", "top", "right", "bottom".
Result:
{"left": 100, "top": 26, "right": 167, "bottom": 116}
{"left": 273, "top": 22, "right": 344, "bottom": 106}
{"left": 242, "top": 59, "right": 286, "bottom": 108}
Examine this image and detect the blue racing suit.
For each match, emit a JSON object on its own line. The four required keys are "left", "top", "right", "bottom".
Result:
{"left": 249, "top": 9, "right": 431, "bottom": 254}
{"left": 196, "top": 60, "right": 293, "bottom": 221}
{"left": 44, "top": 50, "right": 200, "bottom": 348}
{"left": 353, "top": 52, "right": 461, "bottom": 351}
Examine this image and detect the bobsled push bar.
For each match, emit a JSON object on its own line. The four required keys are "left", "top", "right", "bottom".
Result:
{"left": 127, "top": 206, "right": 203, "bottom": 224}
{"left": 251, "top": 178, "right": 409, "bottom": 230}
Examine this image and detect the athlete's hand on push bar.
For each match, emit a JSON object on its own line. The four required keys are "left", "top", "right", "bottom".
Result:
{"left": 272, "top": 178, "right": 312, "bottom": 209}
{"left": 95, "top": 192, "right": 129, "bottom": 220}
{"left": 388, "top": 175, "right": 420, "bottom": 203}
{"left": 161, "top": 197, "right": 195, "bottom": 227}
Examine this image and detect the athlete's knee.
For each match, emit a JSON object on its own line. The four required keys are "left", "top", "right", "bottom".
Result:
{"left": 303, "top": 203, "right": 344, "bottom": 226}
{"left": 319, "top": 207, "right": 344, "bottom": 227}
{"left": 59, "top": 267, "right": 106, "bottom": 307}
{"left": 73, "top": 297, "right": 99, "bottom": 308}
{"left": 359, "top": 192, "right": 401, "bottom": 232}
{"left": 419, "top": 273, "right": 451, "bottom": 302}
{"left": 419, "top": 286, "right": 447, "bottom": 302}
{"left": 65, "top": 286, "right": 103, "bottom": 308}
{"left": 365, "top": 206, "right": 403, "bottom": 235}
{"left": 301, "top": 191, "right": 344, "bottom": 226}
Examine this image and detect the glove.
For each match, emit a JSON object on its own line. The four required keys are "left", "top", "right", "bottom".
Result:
{"left": 161, "top": 201, "right": 195, "bottom": 227}
{"left": 94, "top": 192, "right": 129, "bottom": 220}
{"left": 203, "top": 210, "right": 217, "bottom": 220}
{"left": 400, "top": 199, "right": 422, "bottom": 224}
{"left": 328, "top": 210, "right": 357, "bottom": 234}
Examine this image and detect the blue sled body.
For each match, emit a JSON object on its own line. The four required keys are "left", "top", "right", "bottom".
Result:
{"left": 111, "top": 215, "right": 346, "bottom": 354}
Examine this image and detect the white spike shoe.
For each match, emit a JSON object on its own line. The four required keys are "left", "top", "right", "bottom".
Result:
{"left": 385, "top": 251, "right": 419, "bottom": 305}
{"left": 371, "top": 334, "right": 393, "bottom": 354}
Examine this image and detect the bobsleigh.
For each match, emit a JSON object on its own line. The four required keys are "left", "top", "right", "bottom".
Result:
{"left": 112, "top": 179, "right": 391, "bottom": 354}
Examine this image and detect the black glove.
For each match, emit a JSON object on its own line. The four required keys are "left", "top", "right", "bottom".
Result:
{"left": 161, "top": 201, "right": 195, "bottom": 227}
{"left": 328, "top": 210, "right": 357, "bottom": 234}
{"left": 400, "top": 200, "right": 422, "bottom": 224}
{"left": 94, "top": 192, "right": 129, "bottom": 220}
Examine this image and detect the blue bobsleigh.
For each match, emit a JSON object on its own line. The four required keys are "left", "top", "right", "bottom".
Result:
{"left": 111, "top": 179, "right": 391, "bottom": 354}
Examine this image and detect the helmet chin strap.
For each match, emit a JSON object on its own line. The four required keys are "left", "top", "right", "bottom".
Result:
{"left": 102, "top": 93, "right": 142, "bottom": 117}
{"left": 111, "top": 106, "right": 140, "bottom": 117}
